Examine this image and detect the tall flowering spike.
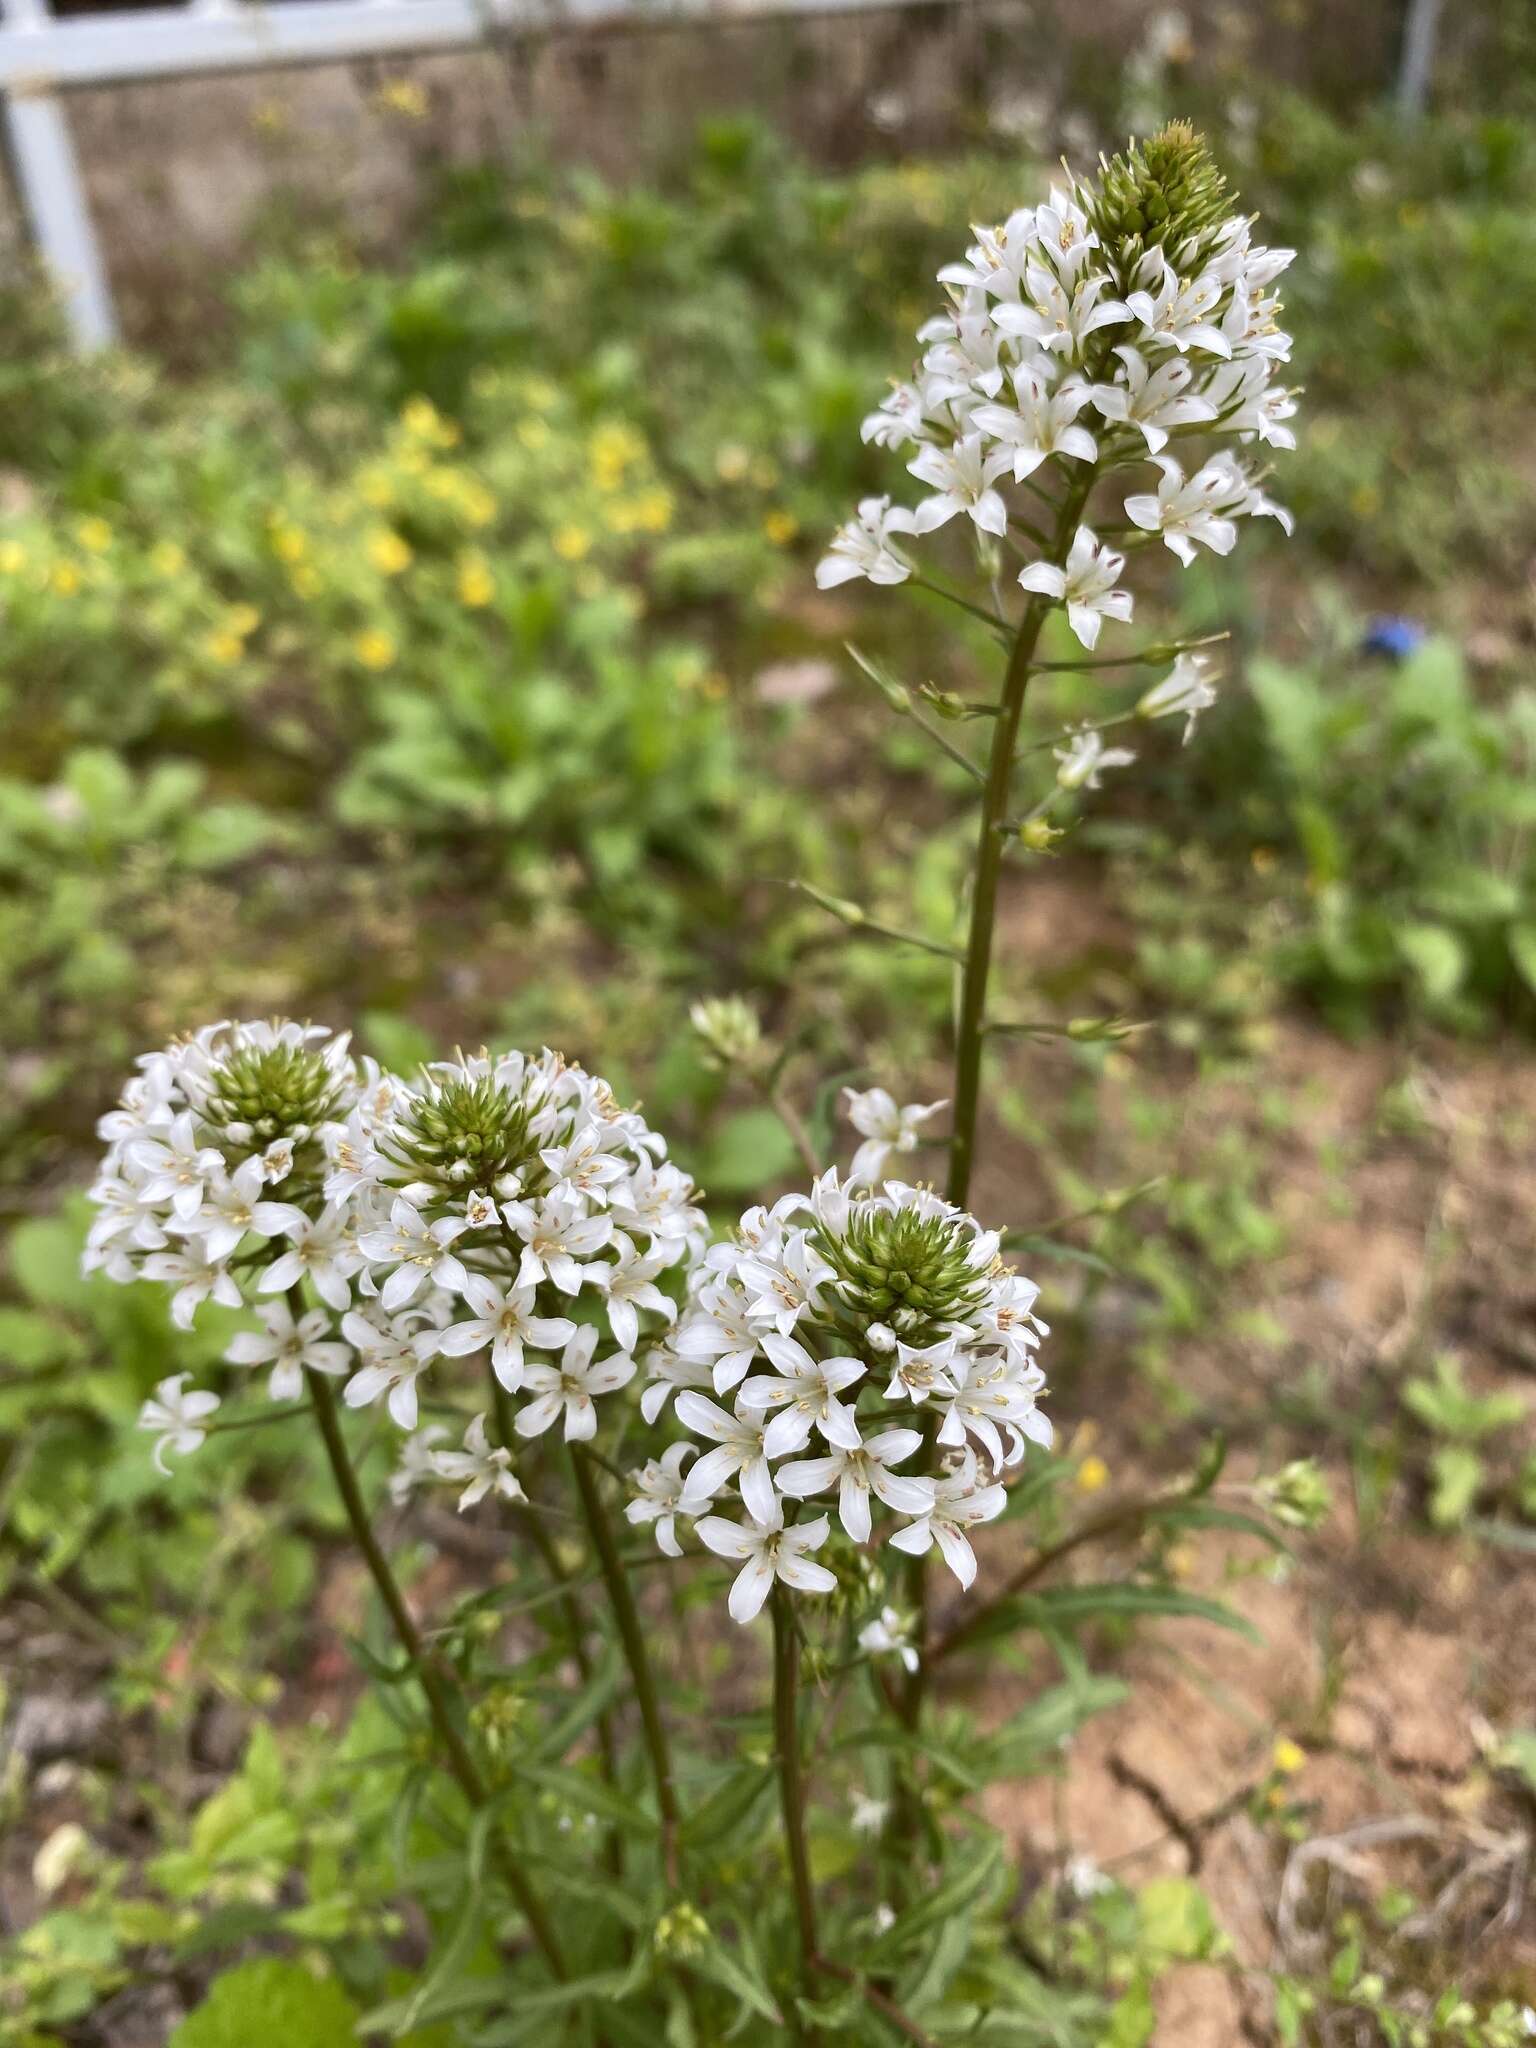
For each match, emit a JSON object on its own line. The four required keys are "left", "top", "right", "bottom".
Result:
{"left": 655, "top": 1170, "right": 1051, "bottom": 1623}
{"left": 817, "top": 122, "right": 1297, "bottom": 629}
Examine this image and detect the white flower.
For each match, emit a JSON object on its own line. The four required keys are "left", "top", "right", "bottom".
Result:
{"left": 675, "top": 1392, "right": 779, "bottom": 1526}
{"left": 971, "top": 365, "right": 1097, "bottom": 482}
{"left": 859, "top": 1604, "right": 919, "bottom": 1674}
{"left": 992, "top": 268, "right": 1130, "bottom": 359}
{"left": 1064, "top": 1854, "right": 1113, "bottom": 1899}
{"left": 850, "top": 1790, "right": 891, "bottom": 1836}
{"left": 515, "top": 1325, "right": 634, "bottom": 1443}
{"left": 166, "top": 1156, "right": 305, "bottom": 1263}
{"left": 675, "top": 1278, "right": 762, "bottom": 1394}
{"left": 128, "top": 1112, "right": 224, "bottom": 1226}
{"left": 1125, "top": 254, "right": 1232, "bottom": 357}
{"left": 436, "top": 1274, "right": 576, "bottom": 1392}
{"left": 1054, "top": 728, "right": 1137, "bottom": 791}
{"left": 695, "top": 1512, "right": 836, "bottom": 1624}
{"left": 842, "top": 1086, "right": 948, "bottom": 1187}
{"left": 501, "top": 1191, "right": 613, "bottom": 1295}
{"left": 777, "top": 1426, "right": 933, "bottom": 1544}
{"left": 259, "top": 1202, "right": 362, "bottom": 1314}
{"left": 738, "top": 1333, "right": 866, "bottom": 1458}
{"left": 1018, "top": 526, "right": 1133, "bottom": 650}
{"left": 815, "top": 496, "right": 917, "bottom": 589}
{"left": 625, "top": 1442, "right": 697, "bottom": 1557}
{"left": 605, "top": 1157, "right": 703, "bottom": 1264}
{"left": 888, "top": 1458, "right": 1007, "bottom": 1589}
{"left": 884, "top": 1336, "right": 960, "bottom": 1405}
{"left": 1137, "top": 651, "right": 1220, "bottom": 741}
{"left": 1124, "top": 453, "right": 1243, "bottom": 564}
{"left": 540, "top": 1124, "right": 630, "bottom": 1208}
{"left": 859, "top": 384, "right": 934, "bottom": 451}
{"left": 595, "top": 1232, "right": 676, "bottom": 1353}
{"left": 139, "top": 1374, "right": 219, "bottom": 1474}
{"left": 224, "top": 1297, "right": 350, "bottom": 1402}
{"left": 390, "top": 1425, "right": 449, "bottom": 1506}
{"left": 358, "top": 1197, "right": 471, "bottom": 1313}
{"left": 908, "top": 435, "right": 1009, "bottom": 538}
{"left": 638, "top": 1336, "right": 715, "bottom": 1423}
{"left": 1089, "top": 344, "right": 1216, "bottom": 452}
{"left": 936, "top": 1354, "right": 1052, "bottom": 1468}
{"left": 342, "top": 1314, "right": 439, "bottom": 1430}
{"left": 431, "top": 1413, "right": 526, "bottom": 1510}
{"left": 139, "top": 1248, "right": 243, "bottom": 1331}
{"left": 735, "top": 1231, "right": 833, "bottom": 1340}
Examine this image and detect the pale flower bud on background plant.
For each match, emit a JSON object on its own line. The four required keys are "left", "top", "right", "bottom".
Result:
{"left": 689, "top": 994, "right": 765, "bottom": 1073}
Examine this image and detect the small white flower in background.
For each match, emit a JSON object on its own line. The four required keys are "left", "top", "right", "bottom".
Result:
{"left": 1137, "top": 651, "right": 1220, "bottom": 741}
{"left": 873, "top": 1903, "right": 897, "bottom": 1935}
{"left": 859, "top": 1604, "right": 920, "bottom": 1674}
{"left": 814, "top": 496, "right": 916, "bottom": 589}
{"left": 1063, "top": 1854, "right": 1114, "bottom": 1899}
{"left": 695, "top": 1512, "right": 836, "bottom": 1625}
{"left": 841, "top": 1086, "right": 947, "bottom": 1186}
{"left": 1018, "top": 526, "right": 1133, "bottom": 651}
{"left": 625, "top": 1443, "right": 697, "bottom": 1557}
{"left": 850, "top": 1789, "right": 891, "bottom": 1836}
{"left": 139, "top": 1374, "right": 219, "bottom": 1474}
{"left": 436, "top": 1273, "right": 575, "bottom": 1393}
{"left": 390, "top": 1425, "right": 449, "bottom": 1506}
{"left": 431, "top": 1413, "right": 526, "bottom": 1511}
{"left": 516, "top": 1326, "right": 635, "bottom": 1443}
{"left": 1054, "top": 728, "right": 1137, "bottom": 791}
{"left": 224, "top": 1297, "right": 350, "bottom": 1402}
{"left": 888, "top": 1455, "right": 1008, "bottom": 1590}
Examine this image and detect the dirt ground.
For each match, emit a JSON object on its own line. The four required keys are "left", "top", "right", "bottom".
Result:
{"left": 955, "top": 962, "right": 1536, "bottom": 2041}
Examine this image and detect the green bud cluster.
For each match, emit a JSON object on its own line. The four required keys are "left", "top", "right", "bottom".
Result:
{"left": 389, "top": 1073, "right": 533, "bottom": 1191}
{"left": 202, "top": 1043, "right": 348, "bottom": 1142}
{"left": 815, "top": 1206, "right": 988, "bottom": 1345}
{"left": 1089, "top": 120, "right": 1232, "bottom": 275}
{"left": 654, "top": 1903, "right": 709, "bottom": 1960}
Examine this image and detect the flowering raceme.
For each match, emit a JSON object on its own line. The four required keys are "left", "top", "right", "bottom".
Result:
{"left": 86, "top": 1023, "right": 704, "bottom": 1498}
{"left": 817, "top": 121, "right": 1298, "bottom": 750}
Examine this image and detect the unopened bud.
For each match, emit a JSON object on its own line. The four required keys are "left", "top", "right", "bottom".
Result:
{"left": 917, "top": 684, "right": 969, "bottom": 721}
{"left": 1018, "top": 818, "right": 1062, "bottom": 851}
{"left": 655, "top": 1902, "right": 710, "bottom": 1959}
{"left": 689, "top": 995, "right": 765, "bottom": 1073}
{"left": 1065, "top": 1016, "right": 1138, "bottom": 1042}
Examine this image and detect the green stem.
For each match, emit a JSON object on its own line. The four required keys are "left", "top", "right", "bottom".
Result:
{"left": 897, "top": 470, "right": 1098, "bottom": 1738}
{"left": 486, "top": 1372, "right": 624, "bottom": 1883}
{"left": 569, "top": 1443, "right": 682, "bottom": 1889}
{"left": 772, "top": 1588, "right": 820, "bottom": 2039}
{"left": 303, "top": 1365, "right": 568, "bottom": 1978}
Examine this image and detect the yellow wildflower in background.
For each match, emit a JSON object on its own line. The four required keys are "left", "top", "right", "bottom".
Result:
{"left": 76, "top": 516, "right": 113, "bottom": 554}
{"left": 589, "top": 422, "right": 646, "bottom": 491}
{"left": 553, "top": 524, "right": 591, "bottom": 563}
{"left": 1075, "top": 1454, "right": 1109, "bottom": 1494}
{"left": 269, "top": 521, "right": 308, "bottom": 565}
{"left": 367, "top": 527, "right": 413, "bottom": 576}
{"left": 0, "top": 541, "right": 28, "bottom": 575}
{"left": 1272, "top": 1738, "right": 1306, "bottom": 1776}
{"left": 456, "top": 551, "right": 495, "bottom": 608}
{"left": 49, "top": 562, "right": 82, "bottom": 596}
{"left": 376, "top": 77, "right": 428, "bottom": 120}
{"left": 401, "top": 396, "right": 460, "bottom": 448}
{"left": 150, "top": 540, "right": 186, "bottom": 576}
{"left": 763, "top": 509, "right": 799, "bottom": 546}
{"left": 203, "top": 629, "right": 244, "bottom": 665}
{"left": 353, "top": 628, "right": 397, "bottom": 670}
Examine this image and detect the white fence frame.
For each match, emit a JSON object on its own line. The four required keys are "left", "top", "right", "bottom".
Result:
{"left": 0, "top": 0, "right": 899, "bottom": 351}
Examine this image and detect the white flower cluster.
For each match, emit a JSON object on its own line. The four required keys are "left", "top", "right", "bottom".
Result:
{"left": 636, "top": 1158, "right": 1050, "bottom": 1625}
{"left": 85, "top": 1023, "right": 704, "bottom": 1487}
{"left": 816, "top": 126, "right": 1296, "bottom": 648}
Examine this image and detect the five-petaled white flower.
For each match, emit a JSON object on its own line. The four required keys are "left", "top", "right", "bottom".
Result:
{"left": 436, "top": 1274, "right": 575, "bottom": 1392}
{"left": 1137, "top": 651, "right": 1220, "bottom": 742}
{"left": 141, "top": 1248, "right": 243, "bottom": 1331}
{"left": 695, "top": 1512, "right": 836, "bottom": 1625}
{"left": 625, "top": 1442, "right": 697, "bottom": 1557}
{"left": 341, "top": 1314, "right": 439, "bottom": 1430}
{"left": 1017, "top": 525, "right": 1133, "bottom": 650}
{"left": 738, "top": 1333, "right": 866, "bottom": 1459}
{"left": 971, "top": 365, "right": 1096, "bottom": 482}
{"left": 908, "top": 435, "right": 1009, "bottom": 538}
{"left": 139, "top": 1373, "right": 220, "bottom": 1474}
{"left": 859, "top": 1604, "right": 920, "bottom": 1674}
{"left": 777, "top": 1426, "right": 934, "bottom": 1544}
{"left": 596, "top": 1232, "right": 677, "bottom": 1353}
{"left": 358, "top": 1198, "right": 470, "bottom": 1313}
{"left": 515, "top": 1325, "right": 635, "bottom": 1442}
{"left": 224, "top": 1297, "right": 350, "bottom": 1402}
{"left": 1053, "top": 727, "right": 1137, "bottom": 791}
{"left": 842, "top": 1086, "right": 948, "bottom": 1186}
{"left": 432, "top": 1413, "right": 527, "bottom": 1511}
{"left": 888, "top": 1457, "right": 1008, "bottom": 1589}
{"left": 259, "top": 1202, "right": 362, "bottom": 1314}
{"left": 815, "top": 496, "right": 917, "bottom": 589}
{"left": 1090, "top": 344, "right": 1216, "bottom": 452}
{"left": 675, "top": 1392, "right": 779, "bottom": 1526}
{"left": 501, "top": 1191, "right": 613, "bottom": 1295}
{"left": 166, "top": 1156, "right": 306, "bottom": 1263}
{"left": 1124, "top": 454, "right": 1244, "bottom": 564}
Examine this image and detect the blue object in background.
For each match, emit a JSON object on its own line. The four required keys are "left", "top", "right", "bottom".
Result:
{"left": 1362, "top": 615, "right": 1428, "bottom": 660}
